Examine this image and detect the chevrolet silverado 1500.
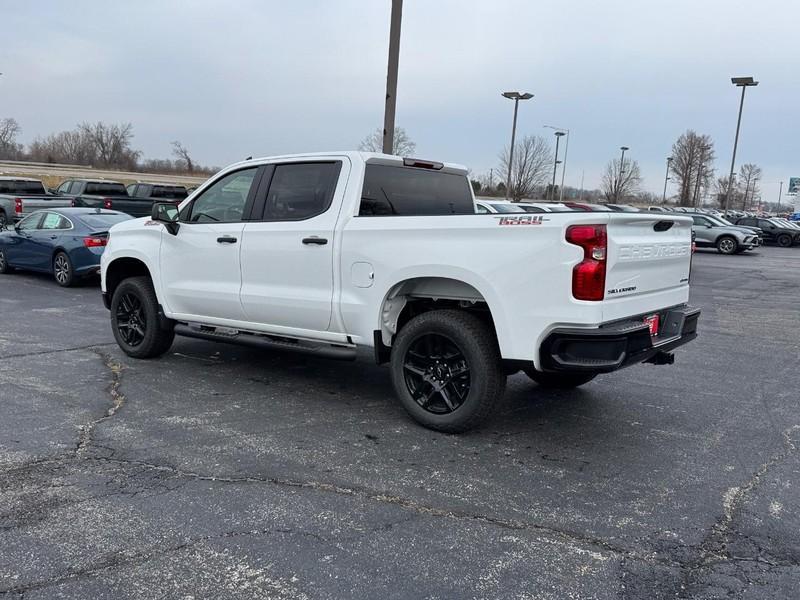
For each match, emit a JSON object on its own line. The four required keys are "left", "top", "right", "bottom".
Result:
{"left": 101, "top": 152, "right": 699, "bottom": 432}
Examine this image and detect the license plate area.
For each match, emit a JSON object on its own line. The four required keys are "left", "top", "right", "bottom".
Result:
{"left": 644, "top": 314, "right": 660, "bottom": 337}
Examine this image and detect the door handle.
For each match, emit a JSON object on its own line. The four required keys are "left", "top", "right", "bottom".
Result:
{"left": 49, "top": 235, "right": 58, "bottom": 239}
{"left": 302, "top": 237, "right": 328, "bottom": 245}
{"left": 216, "top": 236, "right": 238, "bottom": 244}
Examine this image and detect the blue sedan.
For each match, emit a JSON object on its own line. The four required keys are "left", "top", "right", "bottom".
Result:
{"left": 0, "top": 208, "right": 132, "bottom": 286}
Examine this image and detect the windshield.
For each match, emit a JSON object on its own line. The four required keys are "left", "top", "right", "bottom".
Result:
{"left": 706, "top": 215, "right": 732, "bottom": 226}
{"left": 76, "top": 213, "right": 133, "bottom": 229}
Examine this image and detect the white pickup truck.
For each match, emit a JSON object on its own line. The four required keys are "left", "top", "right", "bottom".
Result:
{"left": 101, "top": 152, "right": 699, "bottom": 432}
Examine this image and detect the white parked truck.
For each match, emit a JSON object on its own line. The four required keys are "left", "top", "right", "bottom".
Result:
{"left": 101, "top": 152, "right": 699, "bottom": 432}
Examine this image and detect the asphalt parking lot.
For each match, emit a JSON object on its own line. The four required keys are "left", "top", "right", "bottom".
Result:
{"left": 1, "top": 247, "right": 799, "bottom": 599}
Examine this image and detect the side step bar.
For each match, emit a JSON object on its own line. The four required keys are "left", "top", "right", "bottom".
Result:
{"left": 174, "top": 323, "right": 357, "bottom": 361}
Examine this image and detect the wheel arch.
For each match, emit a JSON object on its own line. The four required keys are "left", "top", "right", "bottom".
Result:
{"left": 105, "top": 257, "right": 155, "bottom": 301}
{"left": 376, "top": 274, "right": 507, "bottom": 359}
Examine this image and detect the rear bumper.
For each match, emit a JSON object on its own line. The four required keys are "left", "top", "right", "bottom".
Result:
{"left": 539, "top": 306, "right": 700, "bottom": 373}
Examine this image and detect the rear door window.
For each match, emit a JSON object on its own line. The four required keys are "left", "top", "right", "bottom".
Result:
{"left": 359, "top": 164, "right": 474, "bottom": 216}
{"left": 260, "top": 162, "right": 341, "bottom": 221}
{"left": 40, "top": 212, "right": 70, "bottom": 230}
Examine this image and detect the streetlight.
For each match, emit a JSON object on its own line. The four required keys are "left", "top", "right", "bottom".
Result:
{"left": 724, "top": 76, "right": 759, "bottom": 213}
{"left": 502, "top": 91, "right": 534, "bottom": 200}
{"left": 544, "top": 125, "right": 569, "bottom": 201}
{"left": 551, "top": 131, "right": 566, "bottom": 201}
{"left": 662, "top": 156, "right": 673, "bottom": 203}
{"left": 778, "top": 181, "right": 784, "bottom": 210}
{"left": 618, "top": 146, "right": 629, "bottom": 202}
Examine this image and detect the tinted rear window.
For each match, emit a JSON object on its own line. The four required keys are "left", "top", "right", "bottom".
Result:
{"left": 152, "top": 186, "right": 188, "bottom": 199}
{"left": 0, "top": 180, "right": 46, "bottom": 195}
{"left": 76, "top": 213, "right": 133, "bottom": 229}
{"left": 84, "top": 182, "right": 128, "bottom": 196}
{"left": 359, "top": 165, "right": 473, "bottom": 216}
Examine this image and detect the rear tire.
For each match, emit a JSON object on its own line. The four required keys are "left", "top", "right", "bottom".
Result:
{"left": 0, "top": 210, "right": 8, "bottom": 229}
{"left": 523, "top": 367, "right": 597, "bottom": 389}
{"left": 716, "top": 236, "right": 737, "bottom": 255}
{"left": 110, "top": 276, "right": 174, "bottom": 359}
{"left": 53, "top": 252, "right": 75, "bottom": 287}
{"left": 778, "top": 234, "right": 792, "bottom": 248}
{"left": 0, "top": 249, "right": 12, "bottom": 274}
{"left": 390, "top": 310, "right": 505, "bottom": 433}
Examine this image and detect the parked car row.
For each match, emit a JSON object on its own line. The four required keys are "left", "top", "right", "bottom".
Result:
{"left": 478, "top": 199, "right": 800, "bottom": 254}
{"left": 0, "top": 176, "right": 191, "bottom": 225}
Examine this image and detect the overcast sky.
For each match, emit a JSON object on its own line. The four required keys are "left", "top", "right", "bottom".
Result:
{"left": 3, "top": 0, "right": 798, "bottom": 200}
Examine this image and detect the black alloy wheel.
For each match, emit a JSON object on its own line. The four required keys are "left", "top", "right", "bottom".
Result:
{"left": 402, "top": 333, "right": 471, "bottom": 415}
{"left": 115, "top": 292, "right": 147, "bottom": 347}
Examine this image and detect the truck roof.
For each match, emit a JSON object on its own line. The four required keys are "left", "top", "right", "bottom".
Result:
{"left": 132, "top": 182, "right": 188, "bottom": 187}
{"left": 231, "top": 151, "right": 468, "bottom": 176}
{"left": 67, "top": 178, "right": 124, "bottom": 184}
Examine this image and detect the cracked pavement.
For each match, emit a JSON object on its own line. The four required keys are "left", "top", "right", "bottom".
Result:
{"left": 1, "top": 247, "right": 799, "bottom": 599}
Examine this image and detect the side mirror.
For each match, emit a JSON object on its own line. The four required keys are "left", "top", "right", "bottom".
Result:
{"left": 151, "top": 202, "right": 180, "bottom": 235}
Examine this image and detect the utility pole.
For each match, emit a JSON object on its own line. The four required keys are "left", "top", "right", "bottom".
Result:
{"left": 382, "top": 0, "right": 403, "bottom": 154}
{"left": 578, "top": 170, "right": 585, "bottom": 201}
{"left": 777, "top": 181, "right": 783, "bottom": 210}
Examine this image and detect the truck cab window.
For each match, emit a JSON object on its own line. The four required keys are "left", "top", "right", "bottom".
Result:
{"left": 261, "top": 162, "right": 340, "bottom": 221}
{"left": 359, "top": 164, "right": 474, "bottom": 216}
{"left": 186, "top": 168, "right": 258, "bottom": 223}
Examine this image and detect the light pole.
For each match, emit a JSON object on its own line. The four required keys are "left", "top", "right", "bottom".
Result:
{"left": 662, "top": 156, "right": 673, "bottom": 203}
{"left": 618, "top": 146, "right": 629, "bottom": 202}
{"left": 724, "top": 76, "right": 758, "bottom": 213}
{"left": 777, "top": 181, "right": 783, "bottom": 210}
{"left": 551, "top": 131, "right": 565, "bottom": 201}
{"left": 382, "top": 0, "right": 403, "bottom": 154}
{"left": 544, "top": 125, "right": 569, "bottom": 201}
{"left": 502, "top": 91, "right": 534, "bottom": 200}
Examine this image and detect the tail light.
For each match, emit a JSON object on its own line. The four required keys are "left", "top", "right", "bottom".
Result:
{"left": 14, "top": 198, "right": 23, "bottom": 214}
{"left": 103, "top": 198, "right": 113, "bottom": 209}
{"left": 566, "top": 224, "right": 607, "bottom": 301}
{"left": 83, "top": 236, "right": 108, "bottom": 248}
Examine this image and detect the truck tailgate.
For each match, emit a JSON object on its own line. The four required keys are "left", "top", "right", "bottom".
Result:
{"left": 604, "top": 213, "right": 692, "bottom": 304}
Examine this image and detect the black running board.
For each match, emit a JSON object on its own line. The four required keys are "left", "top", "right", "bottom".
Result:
{"left": 174, "top": 323, "right": 357, "bottom": 361}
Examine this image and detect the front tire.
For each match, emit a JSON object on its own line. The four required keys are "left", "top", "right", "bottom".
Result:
{"left": 716, "top": 236, "right": 737, "bottom": 255}
{"left": 777, "top": 234, "right": 792, "bottom": 248}
{"left": 110, "top": 276, "right": 174, "bottom": 358}
{"left": 523, "top": 368, "right": 597, "bottom": 389}
{"left": 53, "top": 252, "right": 75, "bottom": 287}
{"left": 390, "top": 310, "right": 505, "bottom": 433}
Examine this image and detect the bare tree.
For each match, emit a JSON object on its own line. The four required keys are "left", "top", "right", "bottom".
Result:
{"left": 0, "top": 118, "right": 22, "bottom": 159}
{"left": 669, "top": 130, "right": 715, "bottom": 207}
{"left": 601, "top": 157, "right": 642, "bottom": 201}
{"left": 358, "top": 126, "right": 416, "bottom": 156}
{"left": 498, "top": 135, "right": 552, "bottom": 201}
{"left": 171, "top": 141, "right": 194, "bottom": 173}
{"left": 737, "top": 163, "right": 762, "bottom": 211}
{"left": 77, "top": 121, "right": 139, "bottom": 169}
{"left": 714, "top": 175, "right": 736, "bottom": 209}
